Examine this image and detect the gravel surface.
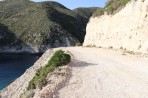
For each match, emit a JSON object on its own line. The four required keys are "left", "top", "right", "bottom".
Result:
{"left": 57, "top": 47, "right": 148, "bottom": 98}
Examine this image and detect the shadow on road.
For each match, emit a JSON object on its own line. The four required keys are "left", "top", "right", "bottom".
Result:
{"left": 73, "top": 60, "right": 98, "bottom": 67}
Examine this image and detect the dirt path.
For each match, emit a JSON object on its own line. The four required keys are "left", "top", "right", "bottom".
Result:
{"left": 57, "top": 47, "right": 148, "bottom": 98}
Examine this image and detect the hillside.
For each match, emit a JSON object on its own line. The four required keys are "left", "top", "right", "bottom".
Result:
{"left": 73, "top": 7, "right": 100, "bottom": 30}
{"left": 84, "top": 0, "right": 148, "bottom": 54}
{"left": 0, "top": 0, "right": 98, "bottom": 53}
{"left": 2, "top": 0, "right": 148, "bottom": 98}
{"left": 74, "top": 7, "right": 100, "bottom": 20}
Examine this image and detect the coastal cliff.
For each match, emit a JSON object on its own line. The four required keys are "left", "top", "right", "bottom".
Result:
{"left": 83, "top": 0, "right": 148, "bottom": 54}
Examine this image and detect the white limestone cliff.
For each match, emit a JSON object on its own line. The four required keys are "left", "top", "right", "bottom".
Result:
{"left": 83, "top": 0, "right": 148, "bottom": 54}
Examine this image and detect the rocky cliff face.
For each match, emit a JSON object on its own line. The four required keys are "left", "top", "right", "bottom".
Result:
{"left": 0, "top": 0, "right": 99, "bottom": 53}
{"left": 84, "top": 0, "right": 148, "bottom": 54}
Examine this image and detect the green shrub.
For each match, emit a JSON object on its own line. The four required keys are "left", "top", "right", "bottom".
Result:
{"left": 85, "top": 45, "right": 91, "bottom": 47}
{"left": 109, "top": 46, "right": 113, "bottom": 49}
{"left": 93, "top": 0, "right": 131, "bottom": 16}
{"left": 92, "top": 9, "right": 104, "bottom": 17}
{"left": 75, "top": 43, "right": 82, "bottom": 46}
{"left": 48, "top": 50, "right": 71, "bottom": 67}
{"left": 27, "top": 50, "right": 71, "bottom": 90}
{"left": 106, "top": 6, "right": 115, "bottom": 14}
{"left": 104, "top": 0, "right": 131, "bottom": 14}
{"left": 119, "top": 0, "right": 130, "bottom": 5}
{"left": 142, "top": 0, "right": 145, "bottom": 2}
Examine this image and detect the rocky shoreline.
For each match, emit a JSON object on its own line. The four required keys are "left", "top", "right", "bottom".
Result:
{"left": 0, "top": 45, "right": 52, "bottom": 54}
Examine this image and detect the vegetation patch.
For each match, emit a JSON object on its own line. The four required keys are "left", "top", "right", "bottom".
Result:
{"left": 93, "top": 0, "right": 131, "bottom": 17}
{"left": 75, "top": 42, "right": 82, "bottom": 46}
{"left": 92, "top": 8, "right": 104, "bottom": 17}
{"left": 104, "top": 0, "right": 131, "bottom": 14}
{"left": 109, "top": 46, "right": 113, "bottom": 49}
{"left": 27, "top": 50, "right": 71, "bottom": 90}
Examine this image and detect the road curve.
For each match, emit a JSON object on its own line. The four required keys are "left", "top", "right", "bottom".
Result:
{"left": 57, "top": 47, "right": 148, "bottom": 98}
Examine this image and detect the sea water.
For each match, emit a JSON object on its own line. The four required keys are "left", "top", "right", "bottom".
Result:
{"left": 0, "top": 53, "right": 41, "bottom": 90}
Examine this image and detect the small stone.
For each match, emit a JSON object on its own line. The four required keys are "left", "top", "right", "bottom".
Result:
{"left": 53, "top": 95, "right": 56, "bottom": 98}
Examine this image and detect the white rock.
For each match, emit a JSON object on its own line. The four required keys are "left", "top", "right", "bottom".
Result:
{"left": 83, "top": 0, "right": 148, "bottom": 54}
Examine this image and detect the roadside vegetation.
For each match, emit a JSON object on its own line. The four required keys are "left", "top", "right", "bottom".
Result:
{"left": 75, "top": 42, "right": 82, "bottom": 46}
{"left": 27, "top": 50, "right": 71, "bottom": 90}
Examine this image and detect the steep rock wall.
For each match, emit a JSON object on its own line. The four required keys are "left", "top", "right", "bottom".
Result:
{"left": 84, "top": 0, "right": 148, "bottom": 53}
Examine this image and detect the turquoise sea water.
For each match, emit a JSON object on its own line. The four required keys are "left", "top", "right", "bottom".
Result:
{"left": 0, "top": 53, "right": 41, "bottom": 90}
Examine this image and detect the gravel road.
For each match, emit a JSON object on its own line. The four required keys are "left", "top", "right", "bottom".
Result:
{"left": 57, "top": 47, "right": 148, "bottom": 98}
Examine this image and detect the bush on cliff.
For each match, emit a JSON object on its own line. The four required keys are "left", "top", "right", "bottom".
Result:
{"left": 27, "top": 50, "right": 71, "bottom": 90}
{"left": 75, "top": 42, "right": 82, "bottom": 46}
{"left": 93, "top": 0, "right": 131, "bottom": 17}
{"left": 92, "top": 9, "right": 104, "bottom": 17}
{"left": 104, "top": 0, "right": 131, "bottom": 14}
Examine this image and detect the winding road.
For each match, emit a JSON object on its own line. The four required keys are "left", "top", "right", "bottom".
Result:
{"left": 57, "top": 47, "right": 148, "bottom": 98}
